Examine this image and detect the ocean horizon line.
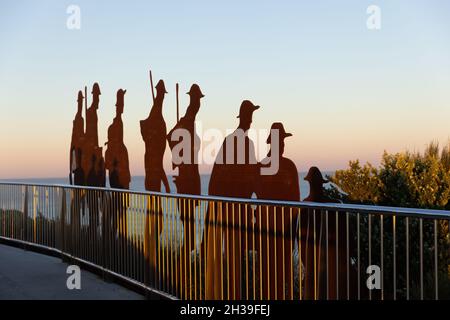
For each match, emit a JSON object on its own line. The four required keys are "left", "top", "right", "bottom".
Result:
{"left": 0, "top": 171, "right": 336, "bottom": 200}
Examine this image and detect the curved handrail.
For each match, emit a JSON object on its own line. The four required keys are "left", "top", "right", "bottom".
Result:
{"left": 1, "top": 181, "right": 449, "bottom": 219}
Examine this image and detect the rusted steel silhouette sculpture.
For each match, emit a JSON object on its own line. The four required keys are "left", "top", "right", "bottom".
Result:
{"left": 105, "top": 89, "right": 131, "bottom": 239}
{"left": 301, "top": 166, "right": 350, "bottom": 299}
{"left": 257, "top": 122, "right": 300, "bottom": 299}
{"left": 140, "top": 79, "right": 170, "bottom": 192}
{"left": 105, "top": 89, "right": 131, "bottom": 189}
{"left": 167, "top": 83, "right": 204, "bottom": 295}
{"left": 69, "top": 90, "right": 86, "bottom": 186}
{"left": 140, "top": 75, "right": 170, "bottom": 287}
{"left": 66, "top": 74, "right": 358, "bottom": 300}
{"left": 168, "top": 84, "right": 203, "bottom": 196}
{"left": 82, "top": 83, "right": 105, "bottom": 240}
{"left": 83, "top": 82, "right": 105, "bottom": 187}
{"left": 69, "top": 90, "right": 86, "bottom": 253}
{"left": 205, "top": 100, "right": 260, "bottom": 299}
{"left": 303, "top": 167, "right": 332, "bottom": 203}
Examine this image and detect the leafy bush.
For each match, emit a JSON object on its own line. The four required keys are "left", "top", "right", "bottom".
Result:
{"left": 326, "top": 141, "right": 450, "bottom": 299}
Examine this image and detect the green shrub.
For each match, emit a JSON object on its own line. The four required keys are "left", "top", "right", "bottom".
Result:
{"left": 326, "top": 141, "right": 450, "bottom": 299}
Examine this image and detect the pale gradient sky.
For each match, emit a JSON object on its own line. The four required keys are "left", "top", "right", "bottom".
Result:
{"left": 0, "top": 0, "right": 449, "bottom": 179}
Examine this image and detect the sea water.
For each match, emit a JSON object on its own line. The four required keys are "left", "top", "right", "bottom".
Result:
{"left": 0, "top": 172, "right": 335, "bottom": 201}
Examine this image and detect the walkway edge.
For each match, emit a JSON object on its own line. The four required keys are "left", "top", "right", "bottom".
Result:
{"left": 0, "top": 236, "right": 176, "bottom": 301}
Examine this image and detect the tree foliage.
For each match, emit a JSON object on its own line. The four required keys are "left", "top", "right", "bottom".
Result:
{"left": 326, "top": 141, "right": 450, "bottom": 298}
{"left": 329, "top": 141, "right": 450, "bottom": 210}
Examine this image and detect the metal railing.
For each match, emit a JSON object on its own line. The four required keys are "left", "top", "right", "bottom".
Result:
{"left": 0, "top": 182, "right": 449, "bottom": 300}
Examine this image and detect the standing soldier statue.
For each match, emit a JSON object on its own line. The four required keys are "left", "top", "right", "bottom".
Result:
{"left": 140, "top": 75, "right": 170, "bottom": 287}
{"left": 205, "top": 100, "right": 261, "bottom": 299}
{"left": 82, "top": 82, "right": 104, "bottom": 239}
{"left": 69, "top": 90, "right": 86, "bottom": 256}
{"left": 302, "top": 167, "right": 352, "bottom": 299}
{"left": 105, "top": 89, "right": 131, "bottom": 190}
{"left": 103, "top": 88, "right": 131, "bottom": 266}
{"left": 83, "top": 82, "right": 105, "bottom": 186}
{"left": 140, "top": 79, "right": 170, "bottom": 193}
{"left": 257, "top": 122, "right": 300, "bottom": 299}
{"left": 69, "top": 90, "right": 85, "bottom": 186}
{"left": 105, "top": 89, "right": 131, "bottom": 238}
{"left": 167, "top": 83, "right": 204, "bottom": 297}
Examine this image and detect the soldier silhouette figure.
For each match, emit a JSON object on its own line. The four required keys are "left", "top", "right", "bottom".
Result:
{"left": 69, "top": 90, "right": 87, "bottom": 256}
{"left": 167, "top": 84, "right": 203, "bottom": 196}
{"left": 83, "top": 82, "right": 105, "bottom": 187}
{"left": 257, "top": 122, "right": 300, "bottom": 299}
{"left": 140, "top": 79, "right": 170, "bottom": 193}
{"left": 82, "top": 83, "right": 104, "bottom": 243}
{"left": 167, "top": 84, "right": 204, "bottom": 295}
{"left": 303, "top": 167, "right": 333, "bottom": 203}
{"left": 105, "top": 89, "right": 131, "bottom": 239}
{"left": 205, "top": 100, "right": 260, "bottom": 299}
{"left": 140, "top": 78, "right": 170, "bottom": 287}
{"left": 70, "top": 90, "right": 85, "bottom": 186}
{"left": 301, "top": 166, "right": 350, "bottom": 299}
{"left": 105, "top": 89, "right": 131, "bottom": 189}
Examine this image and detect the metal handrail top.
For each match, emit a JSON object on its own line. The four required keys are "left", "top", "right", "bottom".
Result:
{"left": 1, "top": 181, "right": 449, "bottom": 219}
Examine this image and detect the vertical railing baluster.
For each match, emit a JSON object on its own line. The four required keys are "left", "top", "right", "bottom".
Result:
{"left": 265, "top": 205, "right": 269, "bottom": 300}
{"left": 313, "top": 209, "right": 317, "bottom": 300}
{"left": 357, "top": 213, "right": 360, "bottom": 300}
{"left": 406, "top": 217, "right": 409, "bottom": 300}
{"left": 259, "top": 205, "right": 263, "bottom": 300}
{"left": 380, "top": 214, "right": 384, "bottom": 301}
{"left": 225, "top": 202, "right": 233, "bottom": 300}
{"left": 326, "top": 209, "right": 329, "bottom": 300}
{"left": 420, "top": 218, "right": 423, "bottom": 300}
{"left": 434, "top": 219, "right": 438, "bottom": 300}
{"left": 368, "top": 214, "right": 372, "bottom": 301}
{"left": 245, "top": 203, "right": 249, "bottom": 300}
{"left": 335, "top": 210, "right": 339, "bottom": 300}
{"left": 393, "top": 215, "right": 396, "bottom": 300}
{"left": 298, "top": 207, "right": 302, "bottom": 300}
{"left": 194, "top": 199, "right": 198, "bottom": 300}
{"left": 346, "top": 212, "right": 349, "bottom": 300}
{"left": 253, "top": 204, "right": 257, "bottom": 300}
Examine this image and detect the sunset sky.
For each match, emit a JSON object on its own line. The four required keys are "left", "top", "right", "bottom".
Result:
{"left": 1, "top": 0, "right": 449, "bottom": 179}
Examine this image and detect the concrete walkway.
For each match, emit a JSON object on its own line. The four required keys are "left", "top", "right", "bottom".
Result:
{"left": 0, "top": 244, "right": 144, "bottom": 300}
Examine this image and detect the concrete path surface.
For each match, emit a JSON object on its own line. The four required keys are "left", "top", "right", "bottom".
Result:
{"left": 0, "top": 243, "right": 144, "bottom": 300}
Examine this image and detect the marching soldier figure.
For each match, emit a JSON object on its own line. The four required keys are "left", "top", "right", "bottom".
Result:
{"left": 167, "top": 83, "right": 204, "bottom": 296}
{"left": 105, "top": 89, "right": 131, "bottom": 189}
{"left": 86, "top": 83, "right": 100, "bottom": 149}
{"left": 206, "top": 100, "right": 261, "bottom": 299}
{"left": 167, "top": 84, "right": 204, "bottom": 195}
{"left": 302, "top": 167, "right": 351, "bottom": 299}
{"left": 69, "top": 90, "right": 85, "bottom": 186}
{"left": 141, "top": 79, "right": 170, "bottom": 192}
{"left": 257, "top": 122, "right": 300, "bottom": 299}
{"left": 105, "top": 89, "right": 131, "bottom": 239}
{"left": 69, "top": 90, "right": 86, "bottom": 256}
{"left": 83, "top": 82, "right": 105, "bottom": 187}
{"left": 82, "top": 83, "right": 104, "bottom": 241}
{"left": 140, "top": 78, "right": 170, "bottom": 287}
